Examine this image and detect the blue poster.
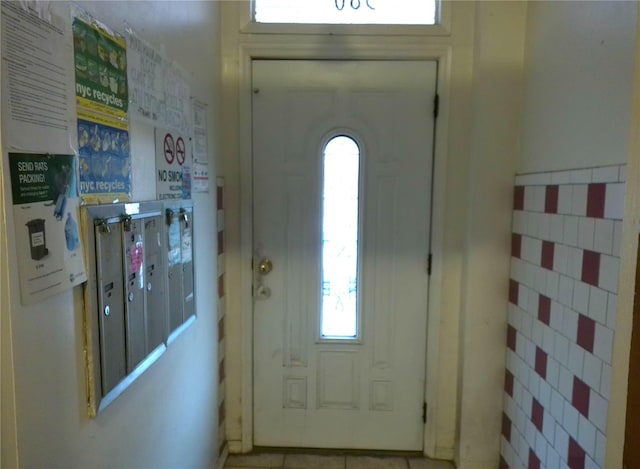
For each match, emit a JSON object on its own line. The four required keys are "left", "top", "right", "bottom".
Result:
{"left": 77, "top": 109, "right": 131, "bottom": 203}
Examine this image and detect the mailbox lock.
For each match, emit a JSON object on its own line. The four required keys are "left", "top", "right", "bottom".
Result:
{"left": 258, "top": 258, "right": 273, "bottom": 275}
{"left": 128, "top": 292, "right": 134, "bottom": 302}
{"left": 147, "top": 282, "right": 152, "bottom": 292}
{"left": 104, "top": 305, "right": 110, "bottom": 316}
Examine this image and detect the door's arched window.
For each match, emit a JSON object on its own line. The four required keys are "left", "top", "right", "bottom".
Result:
{"left": 320, "top": 136, "right": 360, "bottom": 339}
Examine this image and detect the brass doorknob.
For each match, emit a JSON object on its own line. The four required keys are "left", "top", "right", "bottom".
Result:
{"left": 258, "top": 258, "right": 273, "bottom": 275}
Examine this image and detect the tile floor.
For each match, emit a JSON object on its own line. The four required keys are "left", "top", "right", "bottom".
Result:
{"left": 224, "top": 452, "right": 455, "bottom": 469}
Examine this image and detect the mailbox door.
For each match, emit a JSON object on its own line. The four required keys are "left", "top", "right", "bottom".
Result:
{"left": 96, "top": 221, "right": 126, "bottom": 395}
{"left": 144, "top": 216, "right": 165, "bottom": 350}
{"left": 123, "top": 218, "right": 146, "bottom": 372}
{"left": 182, "top": 208, "right": 195, "bottom": 320}
{"left": 167, "top": 214, "right": 183, "bottom": 331}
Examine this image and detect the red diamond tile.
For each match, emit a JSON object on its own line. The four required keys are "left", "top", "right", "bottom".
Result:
{"left": 502, "top": 412, "right": 511, "bottom": 441}
{"left": 531, "top": 398, "right": 544, "bottom": 432}
{"left": 541, "top": 241, "right": 555, "bottom": 270}
{"left": 507, "top": 325, "right": 517, "bottom": 352}
{"left": 568, "top": 437, "right": 586, "bottom": 469}
{"left": 572, "top": 376, "right": 591, "bottom": 418}
{"left": 577, "top": 314, "right": 595, "bottom": 353}
{"left": 218, "top": 230, "right": 224, "bottom": 255}
{"left": 218, "top": 399, "right": 226, "bottom": 425}
{"left": 586, "top": 183, "right": 606, "bottom": 218}
{"left": 218, "top": 316, "right": 225, "bottom": 342}
{"left": 219, "top": 357, "right": 225, "bottom": 383}
{"left": 528, "top": 449, "right": 541, "bottom": 469}
{"left": 545, "top": 185, "right": 559, "bottom": 214}
{"left": 217, "top": 185, "right": 224, "bottom": 210}
{"left": 582, "top": 250, "right": 600, "bottom": 287}
{"left": 538, "top": 295, "right": 551, "bottom": 326}
{"left": 499, "top": 456, "right": 509, "bottom": 469}
{"left": 535, "top": 347, "right": 547, "bottom": 379}
{"left": 514, "top": 186, "right": 525, "bottom": 211}
{"left": 505, "top": 369, "right": 514, "bottom": 397}
{"left": 218, "top": 273, "right": 225, "bottom": 298}
{"left": 512, "top": 233, "right": 522, "bottom": 258}
{"left": 509, "top": 279, "right": 519, "bottom": 305}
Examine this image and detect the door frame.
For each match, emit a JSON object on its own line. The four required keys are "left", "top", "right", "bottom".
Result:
{"left": 237, "top": 43, "right": 452, "bottom": 456}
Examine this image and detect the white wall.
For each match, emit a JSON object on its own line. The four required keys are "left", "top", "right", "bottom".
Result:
{"left": 456, "top": 2, "right": 526, "bottom": 468}
{"left": 0, "top": 2, "right": 222, "bottom": 467}
{"left": 519, "top": 1, "right": 637, "bottom": 173}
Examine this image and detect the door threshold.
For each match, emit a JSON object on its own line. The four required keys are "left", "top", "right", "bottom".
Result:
{"left": 252, "top": 446, "right": 424, "bottom": 458}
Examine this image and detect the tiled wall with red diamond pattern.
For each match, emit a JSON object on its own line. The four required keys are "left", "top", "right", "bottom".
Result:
{"left": 500, "top": 165, "right": 626, "bottom": 469}
{"left": 217, "top": 177, "right": 227, "bottom": 458}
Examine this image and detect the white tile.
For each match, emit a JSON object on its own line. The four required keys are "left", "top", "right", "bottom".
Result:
{"left": 527, "top": 288, "right": 540, "bottom": 319}
{"left": 555, "top": 333, "right": 570, "bottom": 366}
{"left": 535, "top": 431, "right": 547, "bottom": 461}
{"left": 539, "top": 377, "right": 552, "bottom": 408}
{"left": 535, "top": 267, "right": 548, "bottom": 296}
{"left": 578, "top": 414, "right": 597, "bottom": 457}
{"left": 612, "top": 220, "right": 623, "bottom": 257}
{"left": 585, "top": 455, "right": 598, "bottom": 469}
{"left": 555, "top": 424, "right": 570, "bottom": 460}
{"left": 563, "top": 400, "right": 579, "bottom": 439}
{"left": 558, "top": 276, "right": 574, "bottom": 308}
{"left": 593, "top": 324, "right": 614, "bottom": 365}
{"left": 521, "top": 172, "right": 552, "bottom": 186}
{"left": 546, "top": 271, "right": 560, "bottom": 300}
{"left": 547, "top": 357, "right": 560, "bottom": 388}
{"left": 595, "top": 431, "right": 606, "bottom": 468}
{"left": 558, "top": 185, "right": 573, "bottom": 214}
{"left": 607, "top": 293, "right": 618, "bottom": 331}
{"left": 582, "top": 352, "right": 602, "bottom": 392}
{"left": 588, "top": 287, "right": 608, "bottom": 325}
{"left": 551, "top": 389, "right": 565, "bottom": 418}
{"left": 571, "top": 185, "right": 588, "bottom": 216}
{"left": 519, "top": 432, "right": 529, "bottom": 463}
{"left": 513, "top": 211, "right": 527, "bottom": 234}
{"left": 552, "top": 170, "right": 574, "bottom": 185}
{"left": 573, "top": 282, "right": 590, "bottom": 317}
{"left": 600, "top": 363, "right": 612, "bottom": 400}
{"left": 526, "top": 337, "right": 537, "bottom": 368}
{"left": 589, "top": 390, "right": 608, "bottom": 434}
{"left": 619, "top": 165, "right": 627, "bottom": 183}
{"left": 599, "top": 255, "right": 620, "bottom": 294}
{"left": 525, "top": 186, "right": 546, "bottom": 212}
{"left": 546, "top": 446, "right": 560, "bottom": 469}
{"left": 550, "top": 214, "right": 565, "bottom": 243}
{"left": 567, "top": 247, "right": 583, "bottom": 280}
{"left": 571, "top": 169, "right": 593, "bottom": 184}
{"left": 592, "top": 166, "right": 619, "bottom": 183}
{"left": 559, "top": 366, "right": 574, "bottom": 401}
{"left": 521, "top": 307, "right": 534, "bottom": 341}
{"left": 568, "top": 342, "right": 585, "bottom": 377}
{"left": 529, "top": 369, "right": 541, "bottom": 399}
{"left": 593, "top": 219, "right": 614, "bottom": 255}
{"left": 532, "top": 321, "right": 544, "bottom": 348}
{"left": 577, "top": 217, "right": 595, "bottom": 251}
{"left": 543, "top": 326, "right": 556, "bottom": 358}
{"left": 536, "top": 212, "right": 551, "bottom": 240}
{"left": 564, "top": 215, "right": 579, "bottom": 247}
{"left": 525, "top": 420, "right": 536, "bottom": 447}
{"left": 604, "top": 183, "right": 625, "bottom": 220}
{"left": 551, "top": 300, "right": 565, "bottom": 330}
{"left": 554, "top": 244, "right": 569, "bottom": 276}
{"left": 514, "top": 175, "right": 527, "bottom": 186}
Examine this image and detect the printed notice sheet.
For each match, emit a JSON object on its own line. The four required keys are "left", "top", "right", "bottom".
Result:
{"left": 9, "top": 153, "right": 87, "bottom": 305}
{"left": 192, "top": 99, "right": 209, "bottom": 193}
{"left": 1, "top": 1, "right": 76, "bottom": 154}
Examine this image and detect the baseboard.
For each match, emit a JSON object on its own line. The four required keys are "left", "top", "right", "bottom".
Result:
{"left": 214, "top": 445, "right": 229, "bottom": 469}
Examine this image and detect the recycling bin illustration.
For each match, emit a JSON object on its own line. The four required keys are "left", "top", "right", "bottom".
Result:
{"left": 26, "top": 219, "right": 49, "bottom": 260}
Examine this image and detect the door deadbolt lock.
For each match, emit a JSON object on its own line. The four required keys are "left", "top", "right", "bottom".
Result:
{"left": 258, "top": 258, "right": 273, "bottom": 275}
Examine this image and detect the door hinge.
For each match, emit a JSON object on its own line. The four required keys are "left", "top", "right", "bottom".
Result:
{"left": 427, "top": 253, "right": 433, "bottom": 276}
{"left": 433, "top": 94, "right": 439, "bottom": 119}
{"left": 422, "top": 402, "right": 427, "bottom": 423}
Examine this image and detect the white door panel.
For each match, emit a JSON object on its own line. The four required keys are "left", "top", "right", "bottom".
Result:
{"left": 252, "top": 60, "right": 436, "bottom": 450}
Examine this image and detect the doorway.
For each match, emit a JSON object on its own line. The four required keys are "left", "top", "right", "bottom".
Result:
{"left": 251, "top": 60, "right": 437, "bottom": 450}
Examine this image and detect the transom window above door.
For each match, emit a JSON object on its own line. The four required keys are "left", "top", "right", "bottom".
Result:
{"left": 254, "top": 0, "right": 438, "bottom": 25}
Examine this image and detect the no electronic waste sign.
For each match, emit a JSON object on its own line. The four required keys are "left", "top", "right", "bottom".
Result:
{"left": 155, "top": 128, "right": 190, "bottom": 200}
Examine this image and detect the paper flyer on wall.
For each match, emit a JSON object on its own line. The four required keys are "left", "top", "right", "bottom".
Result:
{"left": 192, "top": 99, "right": 209, "bottom": 193}
{"left": 8, "top": 153, "right": 87, "bottom": 305}
{"left": 0, "top": 1, "right": 76, "bottom": 154}
{"left": 78, "top": 109, "right": 131, "bottom": 203}
{"left": 126, "top": 28, "right": 166, "bottom": 126}
{"left": 71, "top": 11, "right": 128, "bottom": 119}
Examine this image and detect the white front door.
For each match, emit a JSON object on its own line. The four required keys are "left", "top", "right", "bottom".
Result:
{"left": 252, "top": 60, "right": 437, "bottom": 450}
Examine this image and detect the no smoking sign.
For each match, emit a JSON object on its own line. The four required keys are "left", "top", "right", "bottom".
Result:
{"left": 155, "top": 128, "right": 191, "bottom": 200}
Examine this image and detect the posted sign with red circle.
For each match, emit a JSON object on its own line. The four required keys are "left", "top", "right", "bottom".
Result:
{"left": 155, "top": 128, "right": 191, "bottom": 199}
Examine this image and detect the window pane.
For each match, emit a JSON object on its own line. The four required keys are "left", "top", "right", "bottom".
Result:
{"left": 321, "top": 136, "right": 360, "bottom": 338}
{"left": 255, "top": 0, "right": 437, "bottom": 25}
